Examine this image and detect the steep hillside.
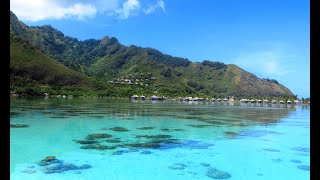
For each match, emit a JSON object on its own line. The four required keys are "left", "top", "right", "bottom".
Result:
{"left": 10, "top": 33, "right": 114, "bottom": 96}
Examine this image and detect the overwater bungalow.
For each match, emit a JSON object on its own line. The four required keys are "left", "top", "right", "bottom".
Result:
{"left": 132, "top": 95, "right": 139, "bottom": 100}
{"left": 271, "top": 100, "right": 277, "bottom": 104}
{"left": 286, "top": 100, "right": 292, "bottom": 104}
{"left": 240, "top": 99, "right": 248, "bottom": 103}
{"left": 222, "top": 98, "right": 228, "bottom": 101}
{"left": 263, "top": 99, "right": 269, "bottom": 103}
{"left": 250, "top": 99, "right": 255, "bottom": 103}
{"left": 211, "top": 98, "right": 216, "bottom": 101}
{"left": 151, "top": 95, "right": 159, "bottom": 100}
{"left": 178, "top": 97, "right": 185, "bottom": 101}
{"left": 217, "top": 98, "right": 221, "bottom": 102}
{"left": 256, "top": 99, "right": 262, "bottom": 103}
{"left": 141, "top": 95, "right": 146, "bottom": 100}
{"left": 294, "top": 100, "right": 299, "bottom": 104}
{"left": 279, "top": 100, "right": 285, "bottom": 104}
{"left": 193, "top": 97, "right": 200, "bottom": 101}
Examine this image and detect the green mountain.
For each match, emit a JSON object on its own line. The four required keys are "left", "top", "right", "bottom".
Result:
{"left": 10, "top": 11, "right": 294, "bottom": 98}
{"left": 10, "top": 33, "right": 116, "bottom": 96}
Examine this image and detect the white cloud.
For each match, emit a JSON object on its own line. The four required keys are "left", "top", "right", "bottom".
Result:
{"left": 10, "top": 0, "right": 97, "bottom": 21}
{"left": 116, "top": 0, "right": 141, "bottom": 19}
{"left": 10, "top": 0, "right": 166, "bottom": 21}
{"left": 144, "top": 0, "right": 165, "bottom": 14}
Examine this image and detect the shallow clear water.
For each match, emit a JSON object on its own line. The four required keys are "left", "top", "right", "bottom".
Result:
{"left": 10, "top": 98, "right": 310, "bottom": 180}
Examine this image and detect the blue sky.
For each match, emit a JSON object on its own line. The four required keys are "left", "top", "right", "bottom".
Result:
{"left": 10, "top": 0, "right": 310, "bottom": 98}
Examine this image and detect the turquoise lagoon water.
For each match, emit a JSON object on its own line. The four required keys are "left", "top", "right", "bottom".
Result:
{"left": 10, "top": 98, "right": 310, "bottom": 180}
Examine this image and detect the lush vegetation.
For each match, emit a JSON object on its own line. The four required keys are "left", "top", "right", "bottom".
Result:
{"left": 10, "top": 33, "right": 116, "bottom": 96}
{"left": 10, "top": 11, "right": 295, "bottom": 98}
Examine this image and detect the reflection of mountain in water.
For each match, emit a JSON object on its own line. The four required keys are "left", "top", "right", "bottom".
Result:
{"left": 11, "top": 98, "right": 293, "bottom": 122}
{"left": 11, "top": 98, "right": 294, "bottom": 140}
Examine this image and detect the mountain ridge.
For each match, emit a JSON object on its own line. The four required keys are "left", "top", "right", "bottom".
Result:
{"left": 10, "top": 11, "right": 294, "bottom": 98}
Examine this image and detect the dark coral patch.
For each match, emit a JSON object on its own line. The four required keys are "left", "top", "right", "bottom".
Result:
{"left": 200, "top": 162, "right": 210, "bottom": 167}
{"left": 80, "top": 144, "right": 116, "bottom": 150}
{"left": 137, "top": 127, "right": 155, "bottom": 130}
{"left": 224, "top": 131, "right": 239, "bottom": 136}
{"left": 135, "top": 134, "right": 172, "bottom": 139}
{"left": 10, "top": 124, "right": 29, "bottom": 128}
{"left": 126, "top": 142, "right": 161, "bottom": 148}
{"left": 43, "top": 163, "right": 91, "bottom": 174}
{"left": 187, "top": 124, "right": 213, "bottom": 128}
{"left": 86, "top": 133, "right": 112, "bottom": 140}
{"left": 168, "top": 163, "right": 188, "bottom": 170}
{"left": 73, "top": 140, "right": 99, "bottom": 144}
{"left": 161, "top": 128, "right": 185, "bottom": 132}
{"left": 105, "top": 139, "right": 122, "bottom": 143}
{"left": 109, "top": 127, "right": 130, "bottom": 132}
{"left": 112, "top": 149, "right": 139, "bottom": 155}
{"left": 297, "top": 165, "right": 310, "bottom": 171}
{"left": 206, "top": 168, "right": 232, "bottom": 179}
{"left": 291, "top": 147, "right": 310, "bottom": 153}
{"left": 37, "top": 156, "right": 62, "bottom": 166}
{"left": 290, "top": 159, "right": 302, "bottom": 163}
{"left": 261, "top": 148, "right": 280, "bottom": 152}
